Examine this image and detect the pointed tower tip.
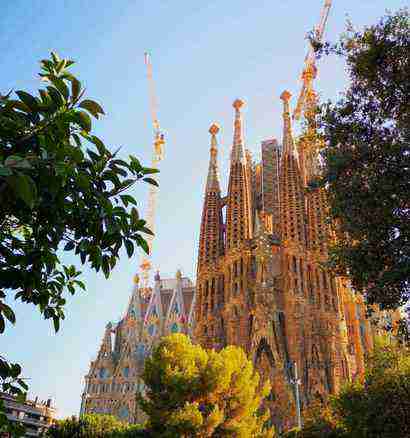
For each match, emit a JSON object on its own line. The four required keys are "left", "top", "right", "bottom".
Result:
{"left": 280, "top": 90, "right": 292, "bottom": 102}
{"left": 209, "top": 123, "right": 220, "bottom": 136}
{"left": 233, "top": 99, "right": 245, "bottom": 110}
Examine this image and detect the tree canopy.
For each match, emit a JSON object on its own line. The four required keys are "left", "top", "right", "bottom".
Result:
{"left": 285, "top": 338, "right": 410, "bottom": 438}
{"left": 0, "top": 52, "right": 155, "bottom": 402}
{"left": 46, "top": 414, "right": 145, "bottom": 438}
{"left": 139, "top": 333, "right": 274, "bottom": 437}
{"left": 317, "top": 9, "right": 409, "bottom": 310}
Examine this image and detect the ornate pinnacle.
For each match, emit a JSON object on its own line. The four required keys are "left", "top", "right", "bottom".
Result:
{"left": 209, "top": 123, "right": 220, "bottom": 136}
{"left": 280, "top": 90, "right": 292, "bottom": 102}
{"left": 233, "top": 98, "right": 245, "bottom": 111}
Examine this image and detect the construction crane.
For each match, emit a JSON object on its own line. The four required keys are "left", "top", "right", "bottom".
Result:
{"left": 138, "top": 52, "right": 165, "bottom": 298}
{"left": 293, "top": 0, "right": 332, "bottom": 122}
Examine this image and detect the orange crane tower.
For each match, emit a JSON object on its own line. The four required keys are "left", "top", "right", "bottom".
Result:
{"left": 293, "top": 0, "right": 332, "bottom": 122}
{"left": 139, "top": 53, "right": 165, "bottom": 297}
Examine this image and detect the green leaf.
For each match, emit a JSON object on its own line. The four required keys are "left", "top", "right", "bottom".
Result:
{"left": 56, "top": 59, "right": 66, "bottom": 74}
{"left": 7, "top": 174, "right": 37, "bottom": 208}
{"left": 46, "top": 86, "right": 63, "bottom": 106}
{"left": 136, "top": 235, "right": 150, "bottom": 255}
{"left": 6, "top": 99, "right": 31, "bottom": 113}
{"left": 75, "top": 111, "right": 92, "bottom": 132}
{"left": 0, "top": 303, "right": 16, "bottom": 325}
{"left": 78, "top": 99, "right": 105, "bottom": 118}
{"left": 120, "top": 194, "right": 137, "bottom": 207}
{"left": 90, "top": 136, "right": 106, "bottom": 156}
{"left": 51, "top": 51, "right": 61, "bottom": 64}
{"left": 131, "top": 207, "right": 139, "bottom": 226}
{"left": 52, "top": 77, "right": 69, "bottom": 100}
{"left": 141, "top": 226, "right": 154, "bottom": 236}
{"left": 143, "top": 177, "right": 159, "bottom": 187}
{"left": 125, "top": 240, "right": 134, "bottom": 258}
{"left": 53, "top": 316, "right": 60, "bottom": 332}
{"left": 71, "top": 78, "right": 81, "bottom": 101}
{"left": 16, "top": 90, "right": 38, "bottom": 111}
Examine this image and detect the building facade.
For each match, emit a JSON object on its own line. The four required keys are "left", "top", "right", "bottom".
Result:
{"left": 80, "top": 270, "right": 195, "bottom": 423}
{"left": 194, "top": 95, "right": 393, "bottom": 428}
{"left": 0, "top": 392, "right": 56, "bottom": 437}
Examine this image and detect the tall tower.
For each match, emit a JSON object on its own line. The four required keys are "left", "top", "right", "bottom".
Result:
{"left": 225, "top": 99, "right": 253, "bottom": 249}
{"left": 279, "top": 91, "right": 307, "bottom": 249}
{"left": 195, "top": 124, "right": 225, "bottom": 349}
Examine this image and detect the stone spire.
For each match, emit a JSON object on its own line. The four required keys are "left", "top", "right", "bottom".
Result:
{"left": 225, "top": 99, "right": 253, "bottom": 249}
{"left": 197, "top": 123, "right": 224, "bottom": 270}
{"left": 125, "top": 275, "right": 142, "bottom": 321}
{"left": 279, "top": 91, "right": 307, "bottom": 247}
{"left": 231, "top": 99, "right": 245, "bottom": 163}
{"left": 206, "top": 123, "right": 221, "bottom": 192}
{"left": 97, "top": 322, "right": 113, "bottom": 359}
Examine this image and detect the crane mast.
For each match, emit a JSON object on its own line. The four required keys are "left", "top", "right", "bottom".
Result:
{"left": 139, "top": 53, "right": 165, "bottom": 297}
{"left": 293, "top": 0, "right": 332, "bottom": 122}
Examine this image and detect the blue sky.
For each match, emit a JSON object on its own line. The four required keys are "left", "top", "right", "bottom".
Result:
{"left": 1, "top": 0, "right": 406, "bottom": 419}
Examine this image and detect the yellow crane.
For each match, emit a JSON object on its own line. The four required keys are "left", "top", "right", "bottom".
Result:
{"left": 293, "top": 0, "right": 332, "bottom": 122}
{"left": 139, "top": 52, "right": 165, "bottom": 297}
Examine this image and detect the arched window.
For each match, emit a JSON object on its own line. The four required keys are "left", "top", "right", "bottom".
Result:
{"left": 123, "top": 367, "right": 130, "bottom": 378}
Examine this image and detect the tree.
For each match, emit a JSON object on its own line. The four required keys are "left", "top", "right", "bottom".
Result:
{"left": 139, "top": 334, "right": 274, "bottom": 437}
{"left": 46, "top": 414, "right": 145, "bottom": 438}
{"left": 316, "top": 9, "right": 410, "bottom": 310}
{"left": 286, "top": 339, "right": 410, "bottom": 438}
{"left": 332, "top": 339, "right": 410, "bottom": 438}
{"left": 0, "top": 53, "right": 156, "bottom": 400}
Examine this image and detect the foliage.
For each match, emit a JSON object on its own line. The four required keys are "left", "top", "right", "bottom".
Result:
{"left": 288, "top": 340, "right": 410, "bottom": 438}
{"left": 282, "top": 402, "right": 346, "bottom": 438}
{"left": 315, "top": 9, "right": 410, "bottom": 310}
{"left": 0, "top": 398, "right": 26, "bottom": 437}
{"left": 139, "top": 333, "right": 275, "bottom": 437}
{"left": 0, "top": 53, "right": 155, "bottom": 406}
{"left": 45, "top": 414, "right": 146, "bottom": 437}
{"left": 332, "top": 339, "right": 410, "bottom": 438}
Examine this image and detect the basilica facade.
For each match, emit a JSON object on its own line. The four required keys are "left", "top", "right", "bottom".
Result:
{"left": 194, "top": 94, "right": 393, "bottom": 427}
{"left": 80, "top": 271, "right": 195, "bottom": 423}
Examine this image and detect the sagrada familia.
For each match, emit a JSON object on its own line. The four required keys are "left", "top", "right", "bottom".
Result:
{"left": 80, "top": 16, "right": 398, "bottom": 422}
{"left": 80, "top": 91, "right": 394, "bottom": 428}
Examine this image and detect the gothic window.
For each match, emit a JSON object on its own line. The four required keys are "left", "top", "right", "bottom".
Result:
{"left": 123, "top": 367, "right": 130, "bottom": 378}
{"left": 99, "top": 368, "right": 108, "bottom": 379}
{"left": 171, "top": 322, "right": 179, "bottom": 333}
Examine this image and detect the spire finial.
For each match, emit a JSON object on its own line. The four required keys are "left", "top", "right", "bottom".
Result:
{"left": 280, "top": 90, "right": 292, "bottom": 102}
{"left": 209, "top": 123, "right": 220, "bottom": 136}
{"left": 233, "top": 98, "right": 244, "bottom": 111}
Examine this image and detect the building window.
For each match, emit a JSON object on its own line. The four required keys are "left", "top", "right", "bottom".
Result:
{"left": 123, "top": 367, "right": 130, "bottom": 378}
